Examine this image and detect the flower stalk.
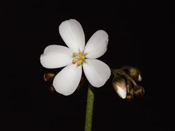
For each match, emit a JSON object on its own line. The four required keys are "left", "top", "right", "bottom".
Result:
{"left": 112, "top": 68, "right": 137, "bottom": 86}
{"left": 85, "top": 84, "right": 95, "bottom": 131}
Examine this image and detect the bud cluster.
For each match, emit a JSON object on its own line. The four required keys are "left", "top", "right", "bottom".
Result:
{"left": 43, "top": 71, "right": 56, "bottom": 93}
{"left": 112, "top": 66, "right": 145, "bottom": 101}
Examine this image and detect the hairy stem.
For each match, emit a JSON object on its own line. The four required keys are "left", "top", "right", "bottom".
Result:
{"left": 112, "top": 69, "right": 137, "bottom": 86}
{"left": 85, "top": 84, "right": 95, "bottom": 131}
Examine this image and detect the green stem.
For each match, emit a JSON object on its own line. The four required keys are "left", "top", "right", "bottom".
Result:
{"left": 85, "top": 84, "right": 95, "bottom": 131}
{"left": 112, "top": 69, "right": 137, "bottom": 86}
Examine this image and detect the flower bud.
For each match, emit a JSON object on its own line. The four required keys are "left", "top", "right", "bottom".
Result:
{"left": 128, "top": 87, "right": 134, "bottom": 95}
{"left": 134, "top": 85, "right": 145, "bottom": 98}
{"left": 129, "top": 67, "right": 142, "bottom": 82}
{"left": 44, "top": 72, "right": 55, "bottom": 82}
{"left": 113, "top": 77, "right": 127, "bottom": 99}
{"left": 126, "top": 84, "right": 134, "bottom": 101}
{"left": 126, "top": 93, "right": 134, "bottom": 101}
{"left": 49, "top": 85, "right": 56, "bottom": 93}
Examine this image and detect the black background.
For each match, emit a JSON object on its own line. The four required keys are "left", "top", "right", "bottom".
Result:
{"left": 1, "top": 0, "right": 174, "bottom": 131}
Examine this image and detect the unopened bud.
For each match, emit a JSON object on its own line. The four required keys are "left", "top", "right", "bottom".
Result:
{"left": 129, "top": 67, "right": 142, "bottom": 82}
{"left": 126, "top": 85, "right": 134, "bottom": 101}
{"left": 44, "top": 72, "right": 55, "bottom": 82}
{"left": 134, "top": 85, "right": 145, "bottom": 98}
{"left": 128, "top": 88, "right": 134, "bottom": 95}
{"left": 49, "top": 85, "right": 56, "bottom": 93}
{"left": 113, "top": 77, "right": 127, "bottom": 99}
{"left": 126, "top": 93, "right": 134, "bottom": 101}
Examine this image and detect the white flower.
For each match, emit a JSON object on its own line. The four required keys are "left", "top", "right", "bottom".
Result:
{"left": 40, "top": 19, "right": 111, "bottom": 96}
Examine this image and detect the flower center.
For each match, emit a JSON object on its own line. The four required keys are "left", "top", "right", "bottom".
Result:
{"left": 72, "top": 51, "right": 85, "bottom": 66}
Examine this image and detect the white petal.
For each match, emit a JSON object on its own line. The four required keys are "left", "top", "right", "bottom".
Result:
{"left": 83, "top": 59, "right": 111, "bottom": 87}
{"left": 44, "top": 45, "right": 73, "bottom": 55}
{"left": 138, "top": 74, "right": 142, "bottom": 81}
{"left": 84, "top": 30, "right": 109, "bottom": 59}
{"left": 59, "top": 19, "right": 85, "bottom": 52}
{"left": 40, "top": 45, "right": 73, "bottom": 69}
{"left": 116, "top": 85, "right": 127, "bottom": 99}
{"left": 53, "top": 64, "right": 82, "bottom": 96}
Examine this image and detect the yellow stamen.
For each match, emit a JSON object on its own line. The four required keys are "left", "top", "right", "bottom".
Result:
{"left": 79, "top": 51, "right": 83, "bottom": 54}
{"left": 73, "top": 52, "right": 76, "bottom": 56}
{"left": 72, "top": 59, "right": 76, "bottom": 63}
{"left": 77, "top": 61, "right": 81, "bottom": 65}
{"left": 81, "top": 55, "right": 85, "bottom": 60}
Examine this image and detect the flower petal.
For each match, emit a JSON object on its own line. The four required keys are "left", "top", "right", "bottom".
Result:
{"left": 53, "top": 64, "right": 82, "bottom": 96}
{"left": 40, "top": 45, "right": 73, "bottom": 69}
{"left": 84, "top": 30, "right": 109, "bottom": 59}
{"left": 114, "top": 85, "right": 127, "bottom": 99}
{"left": 43, "top": 45, "right": 73, "bottom": 55}
{"left": 83, "top": 59, "right": 111, "bottom": 87}
{"left": 59, "top": 19, "right": 85, "bottom": 52}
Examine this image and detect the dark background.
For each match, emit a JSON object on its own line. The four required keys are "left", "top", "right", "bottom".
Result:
{"left": 1, "top": 0, "right": 174, "bottom": 131}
